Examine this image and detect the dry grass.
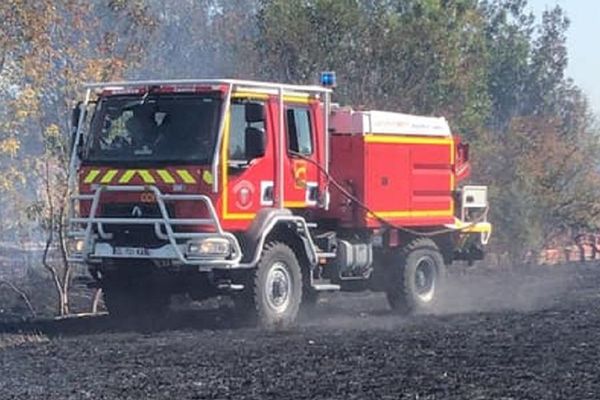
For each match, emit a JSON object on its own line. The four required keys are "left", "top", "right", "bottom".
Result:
{"left": 0, "top": 333, "right": 49, "bottom": 350}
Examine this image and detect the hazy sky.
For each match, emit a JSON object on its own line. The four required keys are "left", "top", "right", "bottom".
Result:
{"left": 528, "top": 0, "right": 600, "bottom": 113}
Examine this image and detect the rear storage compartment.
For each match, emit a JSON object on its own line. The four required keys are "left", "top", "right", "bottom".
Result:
{"left": 328, "top": 108, "right": 456, "bottom": 228}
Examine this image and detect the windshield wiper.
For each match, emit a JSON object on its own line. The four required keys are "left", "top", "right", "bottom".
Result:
{"left": 141, "top": 85, "right": 160, "bottom": 105}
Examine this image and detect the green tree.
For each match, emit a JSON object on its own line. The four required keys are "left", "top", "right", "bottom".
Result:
{"left": 478, "top": 3, "right": 600, "bottom": 262}
{"left": 528, "top": 6, "right": 570, "bottom": 116}
{"left": 481, "top": 0, "right": 534, "bottom": 130}
{"left": 255, "top": 0, "right": 490, "bottom": 137}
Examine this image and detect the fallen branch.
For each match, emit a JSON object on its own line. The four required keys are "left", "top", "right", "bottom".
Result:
{"left": 0, "top": 279, "right": 36, "bottom": 318}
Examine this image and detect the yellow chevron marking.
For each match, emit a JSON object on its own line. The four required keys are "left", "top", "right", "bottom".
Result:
{"left": 157, "top": 170, "right": 175, "bottom": 184}
{"left": 202, "top": 170, "right": 213, "bottom": 185}
{"left": 83, "top": 170, "right": 100, "bottom": 184}
{"left": 100, "top": 170, "right": 118, "bottom": 184}
{"left": 177, "top": 169, "right": 196, "bottom": 184}
{"left": 119, "top": 170, "right": 136, "bottom": 183}
{"left": 138, "top": 170, "right": 156, "bottom": 184}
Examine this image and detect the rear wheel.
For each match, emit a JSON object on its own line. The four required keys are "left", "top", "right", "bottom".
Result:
{"left": 386, "top": 238, "right": 446, "bottom": 314}
{"left": 234, "top": 242, "right": 302, "bottom": 329}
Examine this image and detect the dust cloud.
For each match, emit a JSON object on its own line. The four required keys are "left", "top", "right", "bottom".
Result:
{"left": 299, "top": 264, "right": 582, "bottom": 330}
{"left": 434, "top": 265, "right": 578, "bottom": 315}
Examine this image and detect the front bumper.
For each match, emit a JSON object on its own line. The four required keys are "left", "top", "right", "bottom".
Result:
{"left": 445, "top": 218, "right": 492, "bottom": 245}
{"left": 70, "top": 238, "right": 242, "bottom": 268}
{"left": 68, "top": 185, "right": 244, "bottom": 268}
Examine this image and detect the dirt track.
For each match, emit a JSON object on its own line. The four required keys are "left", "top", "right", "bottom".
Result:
{"left": 1, "top": 264, "right": 600, "bottom": 399}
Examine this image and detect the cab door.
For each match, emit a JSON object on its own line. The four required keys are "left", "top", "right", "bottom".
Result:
{"left": 282, "top": 102, "right": 321, "bottom": 209}
{"left": 221, "top": 99, "right": 272, "bottom": 227}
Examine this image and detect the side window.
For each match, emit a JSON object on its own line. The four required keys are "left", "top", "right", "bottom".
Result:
{"left": 286, "top": 107, "right": 313, "bottom": 155}
{"left": 229, "top": 103, "right": 246, "bottom": 160}
{"left": 228, "top": 100, "right": 265, "bottom": 161}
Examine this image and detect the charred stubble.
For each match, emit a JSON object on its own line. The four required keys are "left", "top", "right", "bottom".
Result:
{"left": 1, "top": 264, "right": 599, "bottom": 399}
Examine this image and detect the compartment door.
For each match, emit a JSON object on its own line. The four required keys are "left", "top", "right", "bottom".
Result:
{"left": 366, "top": 142, "right": 411, "bottom": 219}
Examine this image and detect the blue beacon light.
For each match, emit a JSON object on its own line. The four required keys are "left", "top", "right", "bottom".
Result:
{"left": 320, "top": 71, "right": 336, "bottom": 88}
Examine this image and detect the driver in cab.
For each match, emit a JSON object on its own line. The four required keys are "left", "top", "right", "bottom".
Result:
{"left": 126, "top": 106, "right": 160, "bottom": 148}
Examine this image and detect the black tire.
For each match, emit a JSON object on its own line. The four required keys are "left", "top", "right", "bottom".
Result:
{"left": 234, "top": 241, "right": 303, "bottom": 329}
{"left": 386, "top": 238, "right": 446, "bottom": 314}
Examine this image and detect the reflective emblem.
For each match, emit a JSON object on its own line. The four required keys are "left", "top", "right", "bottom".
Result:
{"left": 292, "top": 160, "right": 307, "bottom": 189}
{"left": 131, "top": 206, "right": 143, "bottom": 217}
{"left": 140, "top": 192, "right": 156, "bottom": 203}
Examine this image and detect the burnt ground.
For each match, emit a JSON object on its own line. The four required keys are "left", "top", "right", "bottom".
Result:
{"left": 1, "top": 264, "right": 600, "bottom": 399}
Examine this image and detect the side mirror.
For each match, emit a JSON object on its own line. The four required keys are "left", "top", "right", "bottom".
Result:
{"left": 245, "top": 127, "right": 266, "bottom": 159}
{"left": 245, "top": 102, "right": 265, "bottom": 123}
{"left": 70, "top": 102, "right": 82, "bottom": 149}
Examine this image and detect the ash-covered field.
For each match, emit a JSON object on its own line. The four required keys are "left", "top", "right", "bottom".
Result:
{"left": 1, "top": 264, "right": 600, "bottom": 400}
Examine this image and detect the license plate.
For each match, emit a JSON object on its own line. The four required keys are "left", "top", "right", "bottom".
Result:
{"left": 114, "top": 247, "right": 149, "bottom": 256}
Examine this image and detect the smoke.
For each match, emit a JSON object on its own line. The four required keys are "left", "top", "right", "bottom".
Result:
{"left": 433, "top": 265, "right": 576, "bottom": 315}
{"left": 130, "top": 0, "right": 256, "bottom": 80}
{"left": 299, "top": 265, "right": 580, "bottom": 330}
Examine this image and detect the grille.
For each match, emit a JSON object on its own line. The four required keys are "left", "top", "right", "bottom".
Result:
{"left": 99, "top": 203, "right": 175, "bottom": 248}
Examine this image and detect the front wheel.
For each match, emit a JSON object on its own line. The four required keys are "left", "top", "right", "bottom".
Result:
{"left": 386, "top": 238, "right": 446, "bottom": 314}
{"left": 234, "top": 242, "right": 303, "bottom": 329}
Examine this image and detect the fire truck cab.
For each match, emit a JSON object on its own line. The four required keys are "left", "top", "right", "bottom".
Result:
{"left": 68, "top": 78, "right": 491, "bottom": 327}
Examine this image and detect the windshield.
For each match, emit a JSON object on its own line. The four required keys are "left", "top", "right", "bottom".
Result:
{"left": 84, "top": 93, "right": 222, "bottom": 164}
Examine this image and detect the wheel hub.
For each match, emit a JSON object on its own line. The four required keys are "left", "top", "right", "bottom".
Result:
{"left": 265, "top": 262, "right": 292, "bottom": 313}
{"left": 414, "top": 256, "right": 436, "bottom": 302}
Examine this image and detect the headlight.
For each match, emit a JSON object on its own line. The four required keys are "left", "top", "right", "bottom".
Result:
{"left": 68, "top": 239, "right": 85, "bottom": 253}
{"left": 186, "top": 238, "right": 231, "bottom": 258}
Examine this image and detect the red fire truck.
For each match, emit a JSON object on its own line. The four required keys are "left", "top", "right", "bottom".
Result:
{"left": 68, "top": 76, "right": 491, "bottom": 327}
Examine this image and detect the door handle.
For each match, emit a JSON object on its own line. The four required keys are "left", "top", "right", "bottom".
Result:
{"left": 261, "top": 181, "right": 274, "bottom": 206}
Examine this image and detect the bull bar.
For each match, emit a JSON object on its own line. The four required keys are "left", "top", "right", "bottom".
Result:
{"left": 68, "top": 185, "right": 243, "bottom": 267}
